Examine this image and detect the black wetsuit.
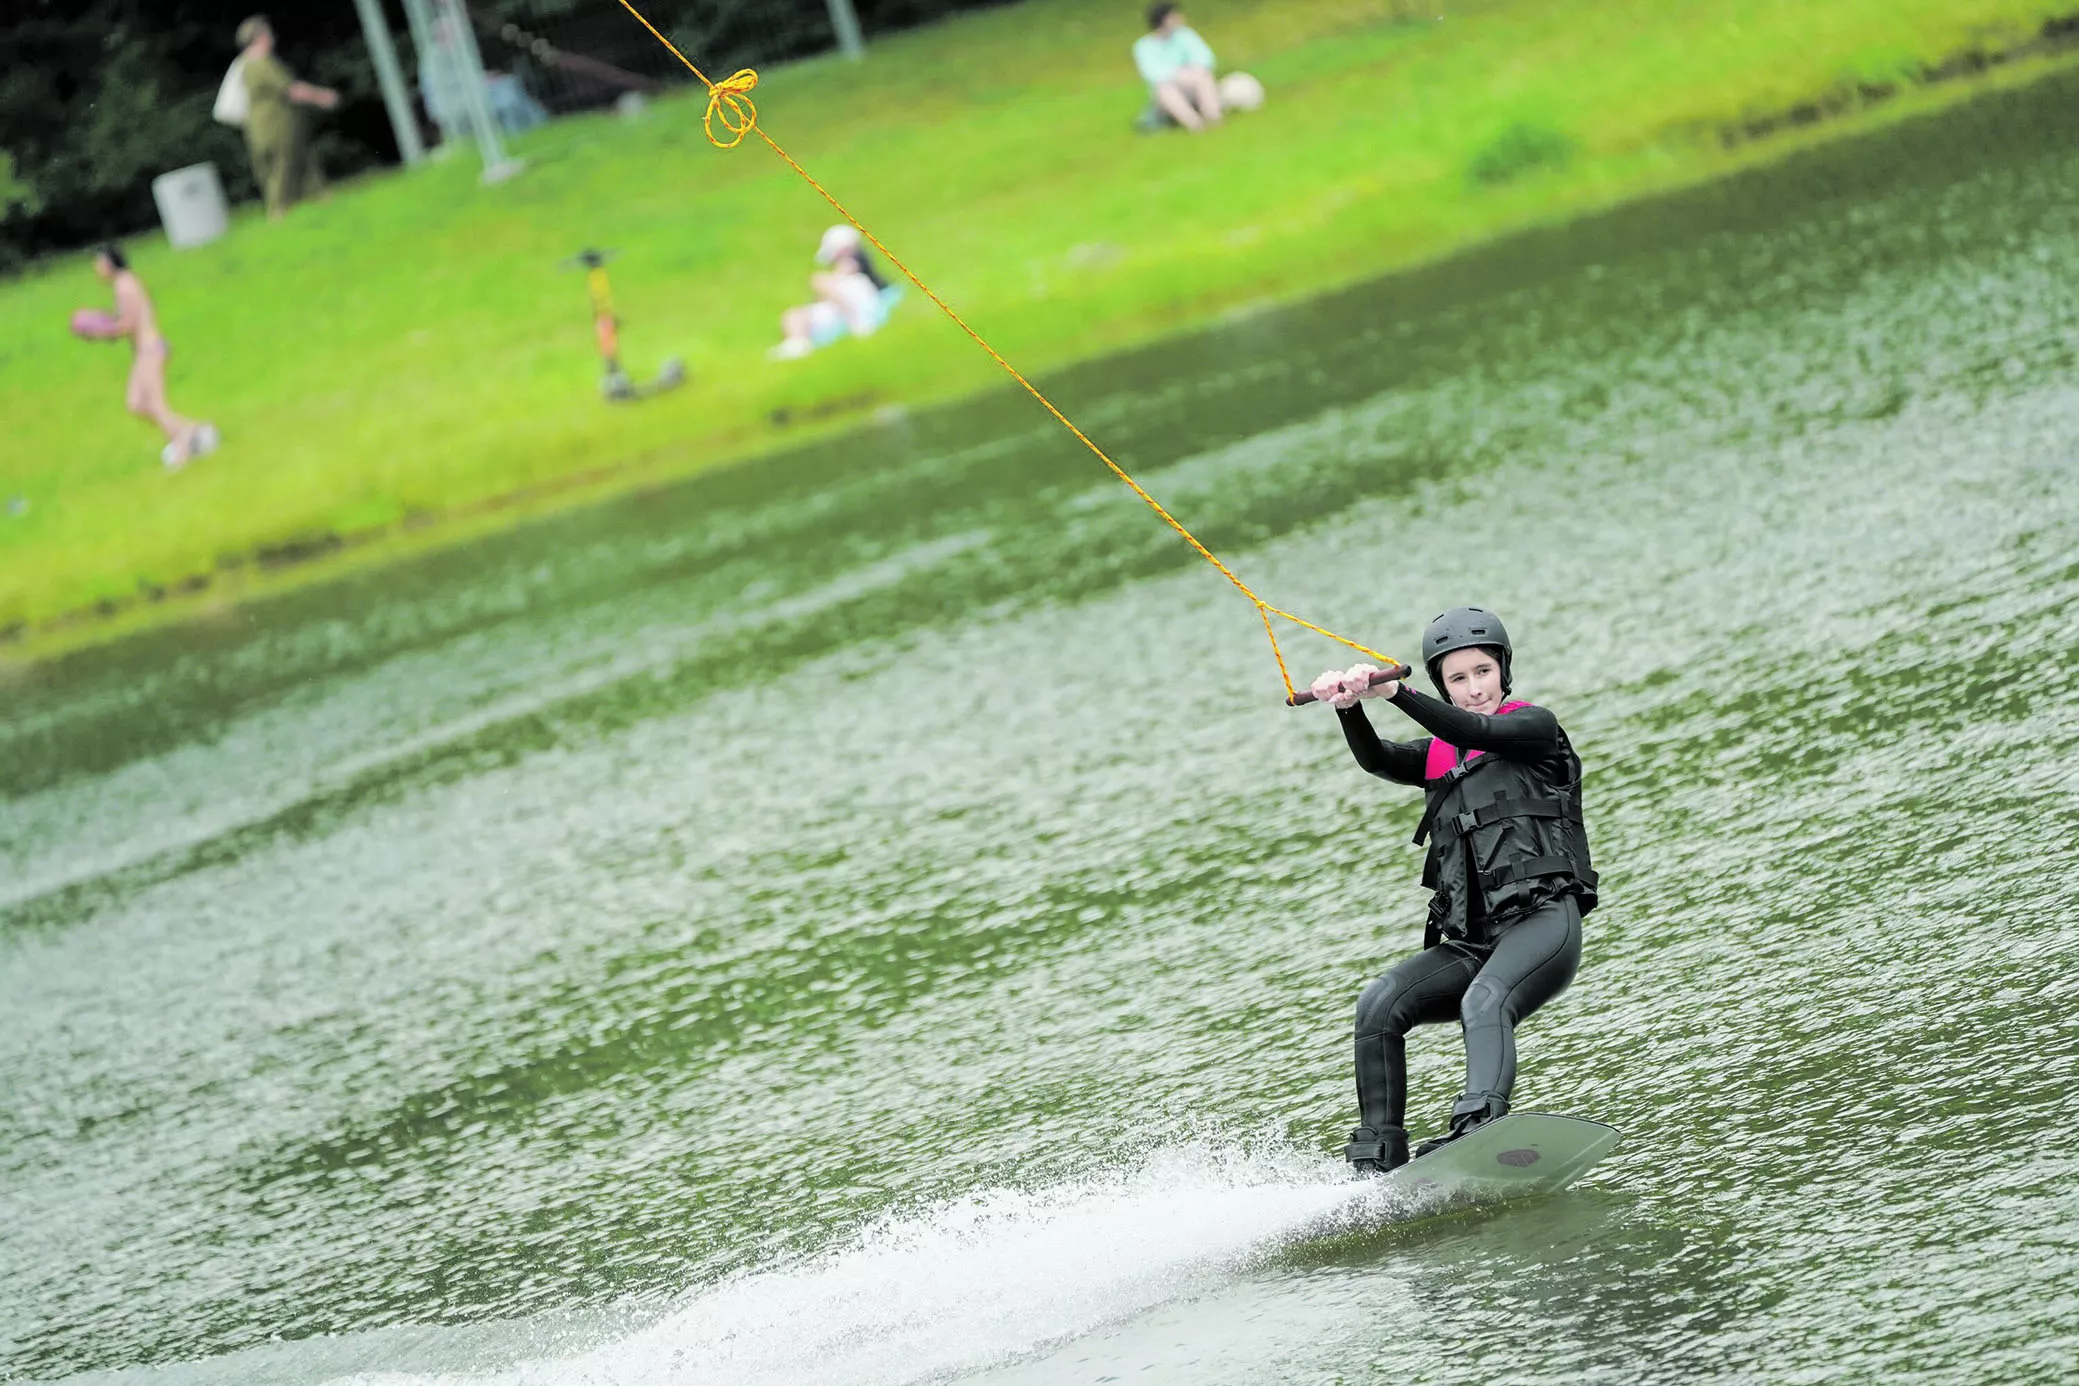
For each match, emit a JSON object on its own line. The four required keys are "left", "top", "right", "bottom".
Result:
{"left": 1336, "top": 687, "right": 1592, "bottom": 1137}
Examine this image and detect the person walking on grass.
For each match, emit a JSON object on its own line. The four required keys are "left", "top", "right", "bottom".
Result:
{"left": 1133, "top": 3, "right": 1222, "bottom": 132}
{"left": 77, "top": 245, "right": 218, "bottom": 470}
{"left": 236, "top": 15, "right": 340, "bottom": 220}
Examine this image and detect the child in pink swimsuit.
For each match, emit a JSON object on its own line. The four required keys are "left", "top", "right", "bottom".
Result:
{"left": 88, "top": 244, "right": 218, "bottom": 469}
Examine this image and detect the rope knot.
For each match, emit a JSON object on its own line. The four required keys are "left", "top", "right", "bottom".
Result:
{"left": 704, "top": 68, "right": 759, "bottom": 148}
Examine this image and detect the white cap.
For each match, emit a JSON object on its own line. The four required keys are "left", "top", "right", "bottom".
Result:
{"left": 814, "top": 224, "right": 862, "bottom": 264}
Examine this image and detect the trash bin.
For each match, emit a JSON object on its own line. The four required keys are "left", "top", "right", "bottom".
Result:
{"left": 151, "top": 163, "right": 229, "bottom": 249}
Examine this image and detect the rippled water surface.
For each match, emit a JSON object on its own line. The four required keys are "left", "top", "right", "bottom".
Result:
{"left": 8, "top": 76, "right": 2079, "bottom": 1386}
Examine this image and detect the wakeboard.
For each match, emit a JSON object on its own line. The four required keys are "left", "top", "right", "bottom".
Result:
{"left": 1377, "top": 1112, "right": 1618, "bottom": 1211}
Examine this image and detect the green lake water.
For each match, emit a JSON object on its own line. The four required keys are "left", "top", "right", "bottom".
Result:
{"left": 6, "top": 73, "right": 2079, "bottom": 1386}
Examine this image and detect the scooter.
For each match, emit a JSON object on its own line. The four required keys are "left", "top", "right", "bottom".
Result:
{"left": 563, "top": 248, "right": 686, "bottom": 402}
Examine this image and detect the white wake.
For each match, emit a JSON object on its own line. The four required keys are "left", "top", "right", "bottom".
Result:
{"left": 330, "top": 1140, "right": 1397, "bottom": 1386}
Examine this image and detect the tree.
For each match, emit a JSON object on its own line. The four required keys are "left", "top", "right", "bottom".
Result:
{"left": 0, "top": 149, "right": 41, "bottom": 219}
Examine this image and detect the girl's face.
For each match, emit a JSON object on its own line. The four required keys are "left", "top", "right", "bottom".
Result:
{"left": 1437, "top": 647, "right": 1504, "bottom": 713}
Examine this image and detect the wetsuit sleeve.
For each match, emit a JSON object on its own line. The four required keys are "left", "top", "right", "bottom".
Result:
{"left": 1385, "top": 685, "right": 1562, "bottom": 758}
{"left": 1334, "top": 704, "right": 1430, "bottom": 785}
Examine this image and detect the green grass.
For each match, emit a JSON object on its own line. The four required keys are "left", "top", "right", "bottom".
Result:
{"left": 3, "top": 0, "right": 2074, "bottom": 649}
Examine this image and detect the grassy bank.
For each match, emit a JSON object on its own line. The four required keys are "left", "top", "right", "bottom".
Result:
{"left": 4, "top": 0, "right": 2076, "bottom": 653}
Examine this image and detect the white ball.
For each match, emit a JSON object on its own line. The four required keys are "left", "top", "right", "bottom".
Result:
{"left": 1218, "top": 71, "right": 1265, "bottom": 112}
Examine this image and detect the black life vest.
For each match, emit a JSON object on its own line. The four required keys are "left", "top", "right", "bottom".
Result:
{"left": 1411, "top": 701, "right": 1598, "bottom": 945}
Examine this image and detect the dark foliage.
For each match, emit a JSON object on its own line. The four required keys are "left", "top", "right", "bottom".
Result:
{"left": 0, "top": 0, "right": 1017, "bottom": 268}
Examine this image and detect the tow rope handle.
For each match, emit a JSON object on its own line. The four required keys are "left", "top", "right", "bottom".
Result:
{"left": 1285, "top": 663, "right": 1414, "bottom": 708}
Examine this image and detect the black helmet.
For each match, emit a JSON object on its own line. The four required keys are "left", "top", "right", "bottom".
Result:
{"left": 1422, "top": 606, "right": 1512, "bottom": 695}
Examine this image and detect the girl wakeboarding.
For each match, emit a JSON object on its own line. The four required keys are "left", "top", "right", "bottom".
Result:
{"left": 1308, "top": 607, "right": 1599, "bottom": 1173}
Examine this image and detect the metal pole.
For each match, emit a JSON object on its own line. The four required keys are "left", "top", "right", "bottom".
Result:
{"left": 351, "top": 0, "right": 426, "bottom": 167}
{"left": 396, "top": 0, "right": 446, "bottom": 151}
{"left": 430, "top": 0, "right": 523, "bottom": 183}
{"left": 825, "top": 0, "right": 865, "bottom": 61}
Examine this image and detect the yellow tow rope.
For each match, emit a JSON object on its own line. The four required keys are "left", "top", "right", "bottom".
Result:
{"left": 611, "top": 2, "right": 1407, "bottom": 701}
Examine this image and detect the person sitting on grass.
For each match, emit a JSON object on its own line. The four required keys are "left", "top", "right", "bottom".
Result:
{"left": 1133, "top": 3, "right": 1221, "bottom": 133}
{"left": 769, "top": 224, "right": 900, "bottom": 361}
{"left": 75, "top": 245, "right": 218, "bottom": 470}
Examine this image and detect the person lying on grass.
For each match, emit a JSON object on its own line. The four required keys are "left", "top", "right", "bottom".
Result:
{"left": 1133, "top": 3, "right": 1222, "bottom": 132}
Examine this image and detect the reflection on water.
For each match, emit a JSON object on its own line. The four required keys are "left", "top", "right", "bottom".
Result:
{"left": 7, "top": 69, "right": 2079, "bottom": 1386}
